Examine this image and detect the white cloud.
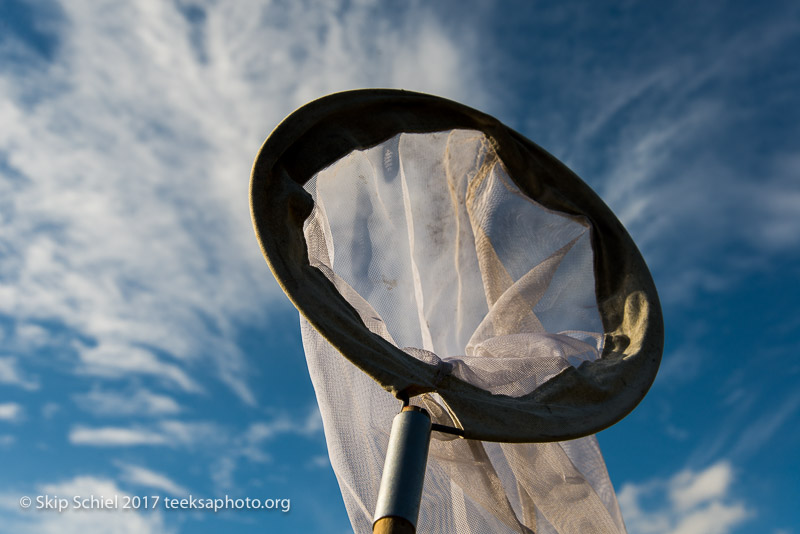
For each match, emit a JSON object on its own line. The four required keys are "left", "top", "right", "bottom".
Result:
{"left": 13, "top": 323, "right": 50, "bottom": 348}
{"left": 69, "top": 420, "right": 220, "bottom": 448}
{"left": 116, "top": 462, "right": 189, "bottom": 496}
{"left": 74, "top": 388, "right": 181, "bottom": 417}
{"left": 69, "top": 426, "right": 168, "bottom": 447}
{"left": 0, "top": 476, "right": 173, "bottom": 534}
{"left": 619, "top": 460, "right": 752, "bottom": 534}
{"left": 671, "top": 501, "right": 749, "bottom": 534}
{"left": 307, "top": 454, "right": 330, "bottom": 469}
{"left": 78, "top": 344, "right": 200, "bottom": 393}
{"left": 669, "top": 462, "right": 732, "bottom": 511}
{"left": 0, "top": 402, "right": 23, "bottom": 422}
{"left": 245, "top": 406, "right": 323, "bottom": 442}
{"left": 156, "top": 420, "right": 222, "bottom": 447}
{"left": 0, "top": 357, "right": 39, "bottom": 390}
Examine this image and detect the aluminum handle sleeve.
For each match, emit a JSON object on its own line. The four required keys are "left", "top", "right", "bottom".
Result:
{"left": 373, "top": 406, "right": 432, "bottom": 532}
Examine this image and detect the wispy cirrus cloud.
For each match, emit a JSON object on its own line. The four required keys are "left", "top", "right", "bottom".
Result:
{"left": 116, "top": 462, "right": 189, "bottom": 496}
{"left": 510, "top": 4, "right": 800, "bottom": 305}
{"left": 73, "top": 388, "right": 182, "bottom": 417}
{"left": 238, "top": 407, "right": 323, "bottom": 462}
{"left": 78, "top": 403, "right": 318, "bottom": 446}
{"left": 67, "top": 406, "right": 324, "bottom": 493}
{"left": 0, "top": 0, "right": 487, "bottom": 408}
{"left": 0, "top": 5, "right": 489, "bottom": 518}
{"left": 210, "top": 406, "right": 324, "bottom": 490}
{"left": 729, "top": 390, "right": 800, "bottom": 459}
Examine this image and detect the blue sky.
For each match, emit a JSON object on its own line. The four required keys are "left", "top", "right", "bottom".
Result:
{"left": 0, "top": 1, "right": 798, "bottom": 533}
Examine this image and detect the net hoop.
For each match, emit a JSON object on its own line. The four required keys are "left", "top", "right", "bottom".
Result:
{"left": 250, "top": 89, "right": 663, "bottom": 442}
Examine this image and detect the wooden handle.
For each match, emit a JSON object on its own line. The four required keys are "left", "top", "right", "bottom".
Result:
{"left": 373, "top": 515, "right": 416, "bottom": 533}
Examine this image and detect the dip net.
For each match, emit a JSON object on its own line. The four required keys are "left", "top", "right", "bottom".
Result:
{"left": 251, "top": 90, "right": 663, "bottom": 534}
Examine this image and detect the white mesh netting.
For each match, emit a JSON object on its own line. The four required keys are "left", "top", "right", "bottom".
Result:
{"left": 300, "top": 129, "right": 626, "bottom": 533}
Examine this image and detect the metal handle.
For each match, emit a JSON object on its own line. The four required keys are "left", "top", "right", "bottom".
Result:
{"left": 373, "top": 406, "right": 431, "bottom": 533}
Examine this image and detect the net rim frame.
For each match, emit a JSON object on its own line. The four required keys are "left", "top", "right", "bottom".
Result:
{"left": 250, "top": 89, "right": 663, "bottom": 443}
